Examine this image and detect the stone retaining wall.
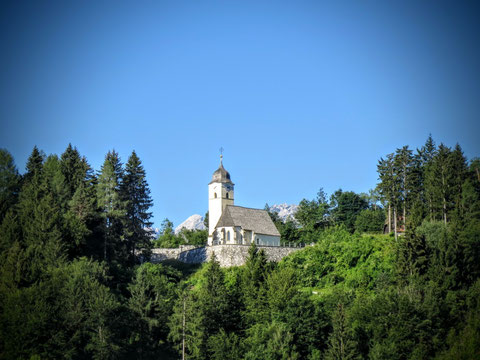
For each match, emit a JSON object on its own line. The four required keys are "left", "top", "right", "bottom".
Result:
{"left": 150, "top": 244, "right": 304, "bottom": 267}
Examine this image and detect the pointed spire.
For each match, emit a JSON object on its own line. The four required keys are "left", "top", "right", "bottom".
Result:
{"left": 219, "top": 147, "right": 224, "bottom": 165}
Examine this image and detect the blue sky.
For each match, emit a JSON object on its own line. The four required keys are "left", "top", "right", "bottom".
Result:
{"left": 1, "top": 0, "right": 479, "bottom": 228}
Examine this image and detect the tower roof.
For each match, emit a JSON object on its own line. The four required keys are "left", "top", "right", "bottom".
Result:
{"left": 209, "top": 158, "right": 234, "bottom": 185}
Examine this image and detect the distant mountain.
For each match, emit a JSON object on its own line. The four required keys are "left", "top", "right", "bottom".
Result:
{"left": 269, "top": 203, "right": 298, "bottom": 222}
{"left": 174, "top": 214, "right": 206, "bottom": 234}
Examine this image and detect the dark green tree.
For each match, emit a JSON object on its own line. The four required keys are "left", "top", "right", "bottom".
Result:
{"left": 295, "top": 188, "right": 330, "bottom": 231}
{"left": 242, "top": 243, "right": 269, "bottom": 326}
{"left": 25, "top": 145, "right": 44, "bottom": 180}
{"left": 354, "top": 208, "right": 385, "bottom": 233}
{"left": 207, "top": 329, "right": 243, "bottom": 360}
{"left": 377, "top": 153, "right": 397, "bottom": 234}
{"left": 96, "top": 152, "right": 126, "bottom": 262}
{"left": 394, "top": 146, "right": 414, "bottom": 233}
{"left": 121, "top": 151, "right": 154, "bottom": 264}
{"left": 127, "top": 263, "right": 181, "bottom": 356}
{"left": 324, "top": 303, "right": 359, "bottom": 360}
{"left": 60, "top": 144, "right": 91, "bottom": 200}
{"left": 330, "top": 190, "right": 368, "bottom": 233}
{"left": 0, "top": 149, "right": 20, "bottom": 222}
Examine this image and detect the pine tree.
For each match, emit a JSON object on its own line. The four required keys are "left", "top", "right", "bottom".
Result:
{"left": 426, "top": 144, "right": 453, "bottom": 224}
{"left": 324, "top": 303, "right": 359, "bottom": 360}
{"left": 377, "top": 153, "right": 399, "bottom": 235}
{"left": 25, "top": 146, "right": 44, "bottom": 180}
{"left": 449, "top": 144, "right": 468, "bottom": 230}
{"left": 242, "top": 244, "right": 269, "bottom": 326}
{"left": 121, "top": 151, "right": 153, "bottom": 264}
{"left": 394, "top": 146, "right": 414, "bottom": 233}
{"left": 96, "top": 152, "right": 125, "bottom": 262}
{"left": 0, "top": 149, "right": 20, "bottom": 222}
{"left": 200, "top": 253, "right": 230, "bottom": 335}
{"left": 418, "top": 135, "right": 437, "bottom": 221}
{"left": 168, "top": 288, "right": 205, "bottom": 360}
{"left": 60, "top": 144, "right": 90, "bottom": 200}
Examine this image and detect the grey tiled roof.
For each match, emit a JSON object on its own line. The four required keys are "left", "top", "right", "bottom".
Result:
{"left": 215, "top": 205, "right": 280, "bottom": 236}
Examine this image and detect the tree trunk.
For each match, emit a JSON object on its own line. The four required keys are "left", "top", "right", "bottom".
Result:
{"left": 442, "top": 171, "right": 447, "bottom": 225}
{"left": 388, "top": 203, "right": 391, "bottom": 233}
{"left": 394, "top": 207, "right": 398, "bottom": 240}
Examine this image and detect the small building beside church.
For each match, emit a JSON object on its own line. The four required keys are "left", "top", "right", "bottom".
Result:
{"left": 208, "top": 157, "right": 281, "bottom": 246}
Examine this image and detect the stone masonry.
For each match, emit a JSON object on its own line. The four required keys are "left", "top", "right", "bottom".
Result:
{"left": 150, "top": 244, "right": 304, "bottom": 267}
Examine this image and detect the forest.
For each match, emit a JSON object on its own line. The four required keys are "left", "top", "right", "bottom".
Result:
{"left": 0, "top": 136, "right": 479, "bottom": 359}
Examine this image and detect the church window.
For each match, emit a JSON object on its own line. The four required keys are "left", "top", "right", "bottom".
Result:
{"left": 226, "top": 192, "right": 229, "bottom": 199}
{"left": 214, "top": 193, "right": 217, "bottom": 198}
{"left": 227, "top": 231, "right": 230, "bottom": 241}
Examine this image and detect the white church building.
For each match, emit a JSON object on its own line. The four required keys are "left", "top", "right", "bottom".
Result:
{"left": 208, "top": 156, "right": 281, "bottom": 246}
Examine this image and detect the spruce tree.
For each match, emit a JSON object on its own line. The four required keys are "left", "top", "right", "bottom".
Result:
{"left": 0, "top": 149, "right": 20, "bottom": 222}
{"left": 325, "top": 303, "right": 359, "bottom": 360}
{"left": 394, "top": 146, "right": 414, "bottom": 233}
{"left": 377, "top": 153, "right": 398, "bottom": 235}
{"left": 427, "top": 144, "right": 453, "bottom": 224}
{"left": 449, "top": 144, "right": 468, "bottom": 230}
{"left": 60, "top": 144, "right": 90, "bottom": 200}
{"left": 121, "top": 151, "right": 153, "bottom": 264}
{"left": 96, "top": 152, "right": 125, "bottom": 262}
{"left": 25, "top": 145, "right": 44, "bottom": 180}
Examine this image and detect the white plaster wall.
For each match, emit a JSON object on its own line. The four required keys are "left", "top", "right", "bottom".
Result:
{"left": 208, "top": 183, "right": 234, "bottom": 245}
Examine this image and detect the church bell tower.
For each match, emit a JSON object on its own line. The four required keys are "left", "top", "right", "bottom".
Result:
{"left": 208, "top": 154, "right": 234, "bottom": 245}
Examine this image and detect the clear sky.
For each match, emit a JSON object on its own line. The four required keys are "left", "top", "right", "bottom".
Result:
{"left": 1, "top": 0, "right": 479, "bottom": 228}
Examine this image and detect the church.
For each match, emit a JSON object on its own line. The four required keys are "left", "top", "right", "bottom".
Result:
{"left": 208, "top": 156, "right": 281, "bottom": 246}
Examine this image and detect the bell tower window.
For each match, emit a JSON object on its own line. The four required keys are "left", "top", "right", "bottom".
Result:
{"left": 214, "top": 193, "right": 217, "bottom": 198}
{"left": 226, "top": 192, "right": 229, "bottom": 199}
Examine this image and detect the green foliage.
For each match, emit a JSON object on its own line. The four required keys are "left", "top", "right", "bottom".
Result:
{"left": 207, "top": 329, "right": 243, "bottom": 360}
{"left": 127, "top": 262, "right": 181, "bottom": 356}
{"left": 295, "top": 188, "right": 330, "bottom": 231}
{"left": 324, "top": 303, "right": 359, "bottom": 360}
{"left": 0, "top": 149, "right": 20, "bottom": 222}
{"left": 354, "top": 208, "right": 385, "bottom": 233}
{"left": 281, "top": 228, "right": 395, "bottom": 291}
{"left": 330, "top": 189, "right": 369, "bottom": 233}
{"left": 121, "top": 151, "right": 154, "bottom": 264}
{"left": 96, "top": 151, "right": 127, "bottom": 262}
{"left": 244, "top": 321, "right": 299, "bottom": 360}
{"left": 178, "top": 228, "right": 208, "bottom": 246}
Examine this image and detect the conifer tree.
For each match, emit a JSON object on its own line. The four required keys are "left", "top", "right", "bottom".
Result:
{"left": 0, "top": 149, "right": 20, "bottom": 222}
{"left": 25, "top": 145, "right": 44, "bottom": 180}
{"left": 449, "top": 144, "right": 468, "bottom": 229}
{"left": 377, "top": 153, "right": 398, "bottom": 235}
{"left": 96, "top": 152, "right": 125, "bottom": 262}
{"left": 60, "top": 144, "right": 90, "bottom": 200}
{"left": 121, "top": 151, "right": 153, "bottom": 264}
{"left": 426, "top": 144, "right": 453, "bottom": 224}
{"left": 325, "top": 303, "right": 359, "bottom": 360}
{"left": 242, "top": 243, "right": 269, "bottom": 326}
{"left": 169, "top": 288, "right": 205, "bottom": 360}
{"left": 418, "top": 135, "right": 437, "bottom": 220}
{"left": 200, "top": 253, "right": 230, "bottom": 335}
{"left": 394, "top": 146, "right": 414, "bottom": 233}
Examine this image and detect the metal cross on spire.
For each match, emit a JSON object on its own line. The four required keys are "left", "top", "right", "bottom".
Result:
{"left": 219, "top": 147, "right": 224, "bottom": 164}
